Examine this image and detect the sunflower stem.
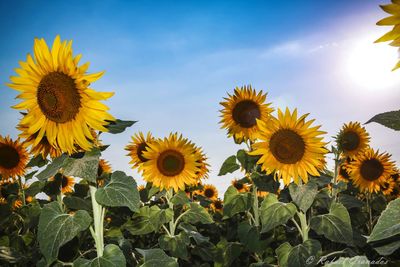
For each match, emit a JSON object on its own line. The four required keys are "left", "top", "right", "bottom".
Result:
{"left": 252, "top": 185, "right": 260, "bottom": 227}
{"left": 297, "top": 211, "right": 309, "bottom": 242}
{"left": 167, "top": 189, "right": 176, "bottom": 236}
{"left": 366, "top": 193, "right": 373, "bottom": 235}
{"left": 89, "top": 185, "right": 104, "bottom": 257}
{"left": 18, "top": 176, "right": 26, "bottom": 206}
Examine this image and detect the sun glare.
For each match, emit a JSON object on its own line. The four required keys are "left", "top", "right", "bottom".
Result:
{"left": 346, "top": 34, "right": 400, "bottom": 90}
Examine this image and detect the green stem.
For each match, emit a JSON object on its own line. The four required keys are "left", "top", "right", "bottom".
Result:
{"left": 297, "top": 211, "right": 309, "bottom": 242}
{"left": 89, "top": 185, "right": 104, "bottom": 257}
{"left": 366, "top": 193, "right": 373, "bottom": 234}
{"left": 166, "top": 189, "right": 175, "bottom": 236}
{"left": 291, "top": 218, "right": 303, "bottom": 239}
{"left": 252, "top": 185, "right": 260, "bottom": 227}
{"left": 173, "top": 209, "right": 190, "bottom": 231}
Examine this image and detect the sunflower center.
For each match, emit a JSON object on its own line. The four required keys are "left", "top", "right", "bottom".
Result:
{"left": 37, "top": 72, "right": 81, "bottom": 123}
{"left": 204, "top": 188, "right": 215, "bottom": 198}
{"left": 214, "top": 200, "right": 223, "bottom": 209}
{"left": 232, "top": 100, "right": 260, "bottom": 128}
{"left": 61, "top": 176, "right": 69, "bottom": 188}
{"left": 269, "top": 129, "right": 305, "bottom": 164}
{"left": 341, "top": 131, "right": 360, "bottom": 152}
{"left": 0, "top": 145, "right": 20, "bottom": 169}
{"left": 137, "top": 143, "right": 148, "bottom": 162}
{"left": 360, "top": 159, "right": 384, "bottom": 181}
{"left": 339, "top": 166, "right": 350, "bottom": 180}
{"left": 234, "top": 182, "right": 243, "bottom": 190}
{"left": 157, "top": 150, "right": 185, "bottom": 177}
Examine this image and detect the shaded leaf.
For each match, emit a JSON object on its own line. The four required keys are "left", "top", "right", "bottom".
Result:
{"left": 27, "top": 155, "right": 48, "bottom": 168}
{"left": 260, "top": 194, "right": 297, "bottom": 233}
{"left": 63, "top": 149, "right": 101, "bottom": 183}
{"left": 36, "top": 154, "right": 68, "bottom": 181}
{"left": 159, "top": 232, "right": 190, "bottom": 260}
{"left": 218, "top": 155, "right": 240, "bottom": 176}
{"left": 171, "top": 190, "right": 190, "bottom": 205}
{"left": 289, "top": 182, "right": 318, "bottom": 212}
{"left": 276, "top": 242, "right": 292, "bottom": 267}
{"left": 105, "top": 119, "right": 137, "bottom": 134}
{"left": 136, "top": 248, "right": 178, "bottom": 267}
{"left": 38, "top": 202, "right": 91, "bottom": 265}
{"left": 214, "top": 239, "right": 243, "bottom": 267}
{"left": 287, "top": 239, "right": 321, "bottom": 267}
{"left": 63, "top": 196, "right": 92, "bottom": 211}
{"left": 366, "top": 110, "right": 400, "bottom": 131}
{"left": 223, "top": 186, "right": 253, "bottom": 218}
{"left": 123, "top": 206, "right": 173, "bottom": 235}
{"left": 73, "top": 244, "right": 126, "bottom": 267}
{"left": 324, "top": 256, "right": 369, "bottom": 267}
{"left": 95, "top": 171, "right": 140, "bottom": 212}
{"left": 182, "top": 202, "right": 213, "bottom": 224}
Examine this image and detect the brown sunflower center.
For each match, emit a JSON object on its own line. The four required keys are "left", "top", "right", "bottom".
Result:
{"left": 341, "top": 131, "right": 360, "bottom": 152}
{"left": 137, "top": 143, "right": 148, "bottom": 162}
{"left": 157, "top": 150, "right": 185, "bottom": 177}
{"left": 204, "top": 188, "right": 215, "bottom": 198}
{"left": 232, "top": 100, "right": 260, "bottom": 128}
{"left": 214, "top": 200, "right": 223, "bottom": 209}
{"left": 37, "top": 72, "right": 81, "bottom": 123}
{"left": 0, "top": 145, "right": 20, "bottom": 169}
{"left": 233, "top": 182, "right": 243, "bottom": 190}
{"left": 61, "top": 175, "right": 69, "bottom": 188}
{"left": 269, "top": 129, "right": 305, "bottom": 164}
{"left": 360, "top": 159, "right": 384, "bottom": 182}
{"left": 339, "top": 166, "right": 350, "bottom": 180}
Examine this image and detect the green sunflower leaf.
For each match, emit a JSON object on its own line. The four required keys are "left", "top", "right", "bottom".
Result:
{"left": 223, "top": 186, "right": 253, "bottom": 218}
{"left": 95, "top": 171, "right": 140, "bottom": 212}
{"left": 289, "top": 182, "right": 318, "bottom": 212}
{"left": 73, "top": 244, "right": 126, "bottom": 267}
{"left": 182, "top": 202, "right": 213, "bottom": 224}
{"left": 218, "top": 155, "right": 240, "bottom": 176}
{"left": 368, "top": 198, "right": 400, "bottom": 255}
{"left": 366, "top": 109, "right": 400, "bottom": 131}
{"left": 36, "top": 154, "right": 68, "bottom": 181}
{"left": 287, "top": 239, "right": 321, "bottom": 267}
{"left": 123, "top": 206, "right": 173, "bottom": 235}
{"left": 324, "top": 256, "right": 369, "bottom": 267}
{"left": 63, "top": 148, "right": 101, "bottom": 183}
{"left": 38, "top": 202, "right": 91, "bottom": 266}
{"left": 310, "top": 202, "right": 353, "bottom": 244}
{"left": 136, "top": 248, "right": 178, "bottom": 267}
{"left": 159, "top": 232, "right": 190, "bottom": 260}
{"left": 27, "top": 154, "right": 48, "bottom": 168}
{"left": 105, "top": 119, "right": 137, "bottom": 134}
{"left": 260, "top": 194, "right": 297, "bottom": 233}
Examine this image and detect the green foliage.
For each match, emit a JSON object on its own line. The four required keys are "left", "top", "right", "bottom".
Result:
{"left": 37, "top": 202, "right": 92, "bottom": 265}
{"left": 63, "top": 196, "right": 92, "bottom": 211}
{"left": 324, "top": 256, "right": 369, "bottom": 267}
{"left": 182, "top": 202, "right": 213, "bottom": 224}
{"left": 159, "top": 232, "right": 190, "bottom": 259}
{"left": 218, "top": 155, "right": 240, "bottom": 175}
{"left": 63, "top": 149, "right": 101, "bottom": 183}
{"left": 260, "top": 194, "right": 297, "bottom": 233}
{"left": 366, "top": 109, "right": 400, "bottom": 131}
{"left": 368, "top": 198, "right": 400, "bottom": 255}
{"left": 73, "top": 244, "right": 126, "bottom": 266}
{"left": 36, "top": 154, "right": 68, "bottom": 181}
{"left": 310, "top": 202, "right": 353, "bottom": 244}
{"left": 214, "top": 239, "right": 243, "bottom": 267}
{"left": 289, "top": 182, "right": 318, "bottom": 212}
{"left": 223, "top": 186, "right": 253, "bottom": 218}
{"left": 136, "top": 248, "right": 178, "bottom": 267}
{"left": 105, "top": 119, "right": 137, "bottom": 134}
{"left": 95, "top": 171, "right": 140, "bottom": 212}
{"left": 123, "top": 206, "right": 173, "bottom": 235}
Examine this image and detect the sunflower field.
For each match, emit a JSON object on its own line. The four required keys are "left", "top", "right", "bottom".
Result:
{"left": 1, "top": 1, "right": 400, "bottom": 267}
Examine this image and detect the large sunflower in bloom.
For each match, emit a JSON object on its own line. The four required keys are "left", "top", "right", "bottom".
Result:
{"left": 220, "top": 85, "right": 274, "bottom": 142}
{"left": 126, "top": 132, "right": 154, "bottom": 170}
{"left": 141, "top": 133, "right": 202, "bottom": 192}
{"left": 348, "top": 148, "right": 396, "bottom": 193}
{"left": 336, "top": 122, "right": 369, "bottom": 159}
{"left": 251, "top": 108, "right": 328, "bottom": 185}
{"left": 376, "top": 0, "right": 400, "bottom": 70}
{"left": 201, "top": 184, "right": 218, "bottom": 200}
{"left": 8, "top": 36, "right": 115, "bottom": 155}
{"left": 0, "top": 136, "right": 29, "bottom": 182}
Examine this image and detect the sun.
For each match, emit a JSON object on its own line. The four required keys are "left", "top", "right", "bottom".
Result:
{"left": 345, "top": 34, "right": 400, "bottom": 90}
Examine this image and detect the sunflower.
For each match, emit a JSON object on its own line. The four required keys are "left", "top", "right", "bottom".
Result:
{"left": 251, "top": 108, "right": 328, "bottom": 185}
{"left": 49, "top": 173, "right": 75, "bottom": 194}
{"left": 381, "top": 177, "right": 396, "bottom": 196}
{"left": 193, "top": 146, "right": 210, "bottom": 180}
{"left": 337, "top": 163, "right": 351, "bottom": 183}
{"left": 336, "top": 122, "right": 370, "bottom": 159}
{"left": 202, "top": 184, "right": 218, "bottom": 200}
{"left": 137, "top": 185, "right": 145, "bottom": 192}
{"left": 210, "top": 198, "right": 223, "bottom": 213}
{"left": 141, "top": 133, "right": 202, "bottom": 192}
{"left": 18, "top": 123, "right": 62, "bottom": 159}
{"left": 257, "top": 191, "right": 269, "bottom": 198}
{"left": 126, "top": 132, "right": 154, "bottom": 170}
{"left": 8, "top": 35, "right": 115, "bottom": 155}
{"left": 12, "top": 199, "right": 23, "bottom": 210}
{"left": 348, "top": 148, "right": 396, "bottom": 193}
{"left": 220, "top": 85, "right": 274, "bottom": 142}
{"left": 231, "top": 179, "right": 250, "bottom": 192}
{"left": 0, "top": 135, "right": 29, "bottom": 182}
{"left": 97, "top": 159, "right": 112, "bottom": 186}
{"left": 376, "top": 0, "right": 400, "bottom": 70}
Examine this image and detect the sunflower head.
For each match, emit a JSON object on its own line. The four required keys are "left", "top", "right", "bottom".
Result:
{"left": 381, "top": 177, "right": 396, "bottom": 196}
{"left": 220, "top": 85, "right": 274, "bottom": 142}
{"left": 0, "top": 135, "right": 29, "bottom": 182}
{"left": 251, "top": 108, "right": 328, "bottom": 185}
{"left": 126, "top": 132, "right": 155, "bottom": 170}
{"left": 210, "top": 198, "right": 223, "bottom": 213}
{"left": 257, "top": 190, "right": 269, "bottom": 198}
{"left": 231, "top": 179, "right": 250, "bottom": 193}
{"left": 49, "top": 173, "right": 75, "bottom": 194}
{"left": 193, "top": 146, "right": 210, "bottom": 180}
{"left": 9, "top": 36, "right": 115, "bottom": 155}
{"left": 337, "top": 161, "right": 352, "bottom": 183}
{"left": 336, "top": 122, "right": 370, "bottom": 159}
{"left": 141, "top": 133, "right": 202, "bottom": 192}
{"left": 12, "top": 199, "right": 23, "bottom": 210}
{"left": 202, "top": 184, "right": 218, "bottom": 200}
{"left": 348, "top": 148, "right": 396, "bottom": 193}
{"left": 97, "top": 159, "right": 112, "bottom": 187}
{"left": 375, "top": 1, "right": 400, "bottom": 70}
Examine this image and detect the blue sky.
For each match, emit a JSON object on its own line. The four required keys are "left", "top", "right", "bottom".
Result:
{"left": 1, "top": 0, "right": 399, "bottom": 192}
